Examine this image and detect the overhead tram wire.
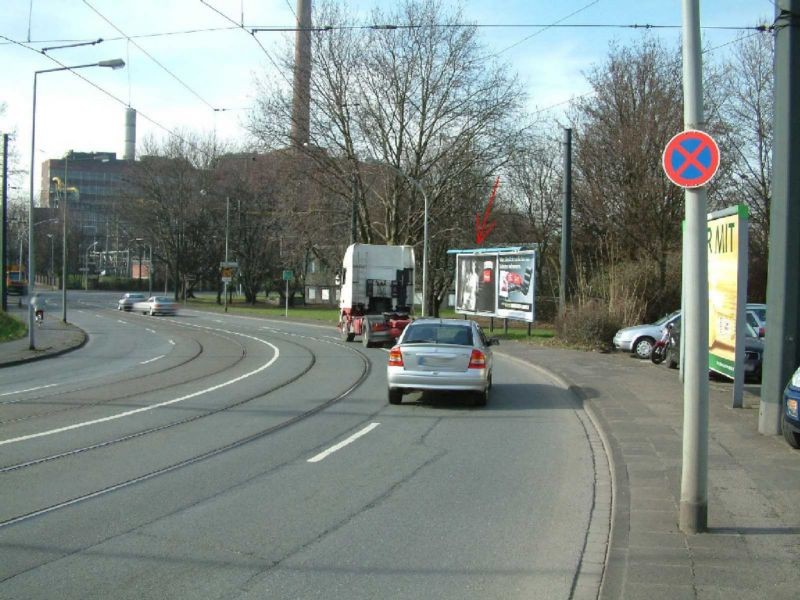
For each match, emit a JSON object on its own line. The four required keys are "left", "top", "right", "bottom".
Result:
{"left": 1, "top": 20, "right": 770, "bottom": 48}
{"left": 82, "top": 0, "right": 220, "bottom": 112}
{"left": 199, "top": 0, "right": 296, "bottom": 91}
{"left": 0, "top": 34, "right": 215, "bottom": 163}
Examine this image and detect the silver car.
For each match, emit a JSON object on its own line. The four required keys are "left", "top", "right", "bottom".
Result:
{"left": 613, "top": 310, "right": 680, "bottom": 359}
{"left": 387, "top": 319, "right": 498, "bottom": 407}
{"left": 117, "top": 292, "right": 146, "bottom": 311}
{"left": 133, "top": 296, "right": 178, "bottom": 316}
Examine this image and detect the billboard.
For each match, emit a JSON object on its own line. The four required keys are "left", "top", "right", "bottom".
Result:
{"left": 455, "top": 250, "right": 535, "bottom": 322}
{"left": 707, "top": 205, "right": 748, "bottom": 379}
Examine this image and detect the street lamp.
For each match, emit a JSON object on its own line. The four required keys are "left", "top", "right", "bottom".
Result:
{"left": 46, "top": 233, "right": 54, "bottom": 276}
{"left": 84, "top": 241, "right": 99, "bottom": 290}
{"left": 134, "top": 238, "right": 152, "bottom": 297}
{"left": 28, "top": 58, "right": 125, "bottom": 349}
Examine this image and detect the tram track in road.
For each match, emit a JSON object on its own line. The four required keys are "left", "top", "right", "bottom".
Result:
{"left": 0, "top": 322, "right": 244, "bottom": 427}
{"left": 0, "top": 327, "right": 372, "bottom": 529}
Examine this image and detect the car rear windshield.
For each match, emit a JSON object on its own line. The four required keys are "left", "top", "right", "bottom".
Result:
{"left": 404, "top": 324, "right": 473, "bottom": 346}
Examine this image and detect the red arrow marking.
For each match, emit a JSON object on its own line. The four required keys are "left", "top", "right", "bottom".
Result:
{"left": 674, "top": 142, "right": 708, "bottom": 176}
{"left": 475, "top": 176, "right": 500, "bottom": 245}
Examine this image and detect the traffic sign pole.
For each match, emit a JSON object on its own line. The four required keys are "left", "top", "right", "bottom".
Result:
{"left": 679, "top": 0, "right": 709, "bottom": 535}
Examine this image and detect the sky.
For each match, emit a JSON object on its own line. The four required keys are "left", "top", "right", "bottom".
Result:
{"left": 0, "top": 0, "right": 775, "bottom": 202}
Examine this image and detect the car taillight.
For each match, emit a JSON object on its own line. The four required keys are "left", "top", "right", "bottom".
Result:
{"left": 468, "top": 349, "right": 486, "bottom": 369}
{"left": 388, "top": 347, "right": 404, "bottom": 367}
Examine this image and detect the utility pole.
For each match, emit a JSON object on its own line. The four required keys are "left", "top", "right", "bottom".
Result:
{"left": 679, "top": 0, "right": 709, "bottom": 534}
{"left": 1, "top": 133, "right": 8, "bottom": 312}
{"left": 559, "top": 128, "right": 572, "bottom": 317}
{"left": 224, "top": 196, "right": 229, "bottom": 313}
{"left": 759, "top": 0, "right": 800, "bottom": 435}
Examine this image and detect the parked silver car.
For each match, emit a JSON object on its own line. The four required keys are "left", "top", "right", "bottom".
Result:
{"left": 117, "top": 292, "right": 146, "bottom": 311}
{"left": 387, "top": 318, "right": 498, "bottom": 407}
{"left": 614, "top": 311, "right": 680, "bottom": 359}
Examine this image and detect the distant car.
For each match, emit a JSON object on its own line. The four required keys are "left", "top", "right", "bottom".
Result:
{"left": 133, "top": 296, "right": 178, "bottom": 316}
{"left": 387, "top": 318, "right": 498, "bottom": 407}
{"left": 782, "top": 365, "right": 800, "bottom": 449}
{"left": 746, "top": 303, "right": 767, "bottom": 337}
{"left": 613, "top": 311, "right": 681, "bottom": 359}
{"left": 664, "top": 320, "right": 763, "bottom": 382}
{"left": 118, "top": 292, "right": 147, "bottom": 311}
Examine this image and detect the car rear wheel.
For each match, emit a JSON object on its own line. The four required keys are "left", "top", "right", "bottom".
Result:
{"left": 388, "top": 388, "right": 402, "bottom": 405}
{"left": 633, "top": 336, "right": 655, "bottom": 359}
{"left": 782, "top": 412, "right": 800, "bottom": 449}
{"left": 473, "top": 387, "right": 488, "bottom": 408}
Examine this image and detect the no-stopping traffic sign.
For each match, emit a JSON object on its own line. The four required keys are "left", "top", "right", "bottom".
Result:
{"left": 662, "top": 129, "right": 720, "bottom": 188}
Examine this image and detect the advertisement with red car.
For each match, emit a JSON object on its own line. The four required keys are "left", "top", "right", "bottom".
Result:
{"left": 455, "top": 250, "right": 535, "bottom": 322}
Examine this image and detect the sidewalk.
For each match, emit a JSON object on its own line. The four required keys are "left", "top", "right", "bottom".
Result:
{"left": 497, "top": 342, "right": 800, "bottom": 600}
{"left": 0, "top": 303, "right": 87, "bottom": 367}
{"left": 1, "top": 312, "right": 798, "bottom": 598}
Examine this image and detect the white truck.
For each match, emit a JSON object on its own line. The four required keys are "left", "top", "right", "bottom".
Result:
{"left": 338, "top": 243, "right": 415, "bottom": 347}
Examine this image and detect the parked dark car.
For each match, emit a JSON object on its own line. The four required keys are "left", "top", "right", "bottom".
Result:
{"left": 782, "top": 366, "right": 800, "bottom": 449}
{"left": 664, "top": 320, "right": 763, "bottom": 382}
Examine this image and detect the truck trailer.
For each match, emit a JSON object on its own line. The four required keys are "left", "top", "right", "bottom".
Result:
{"left": 338, "top": 243, "right": 415, "bottom": 347}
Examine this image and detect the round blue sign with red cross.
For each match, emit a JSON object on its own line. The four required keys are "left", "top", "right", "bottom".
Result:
{"left": 662, "top": 129, "right": 720, "bottom": 188}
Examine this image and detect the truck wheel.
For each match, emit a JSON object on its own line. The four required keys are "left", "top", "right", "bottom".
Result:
{"left": 388, "top": 388, "right": 402, "bottom": 405}
{"left": 340, "top": 320, "right": 354, "bottom": 342}
{"left": 362, "top": 318, "right": 372, "bottom": 348}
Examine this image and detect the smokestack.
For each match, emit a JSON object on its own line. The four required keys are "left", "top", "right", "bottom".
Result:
{"left": 291, "top": 0, "right": 312, "bottom": 149}
{"left": 124, "top": 107, "right": 137, "bottom": 161}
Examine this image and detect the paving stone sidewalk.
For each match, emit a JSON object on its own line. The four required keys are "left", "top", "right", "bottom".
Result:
{"left": 497, "top": 342, "right": 800, "bottom": 600}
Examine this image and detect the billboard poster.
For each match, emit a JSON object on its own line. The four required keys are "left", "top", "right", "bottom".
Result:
{"left": 707, "top": 205, "right": 748, "bottom": 379}
{"left": 455, "top": 254, "right": 497, "bottom": 315}
{"left": 455, "top": 250, "right": 535, "bottom": 321}
{"left": 497, "top": 252, "right": 536, "bottom": 322}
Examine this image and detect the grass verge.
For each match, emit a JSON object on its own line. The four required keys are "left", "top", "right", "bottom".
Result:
{"left": 0, "top": 311, "right": 27, "bottom": 342}
{"left": 185, "top": 294, "right": 556, "bottom": 341}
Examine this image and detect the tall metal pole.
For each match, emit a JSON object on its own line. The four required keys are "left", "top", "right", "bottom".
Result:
{"left": 559, "top": 128, "right": 572, "bottom": 317}
{"left": 28, "top": 73, "right": 38, "bottom": 349}
{"left": 224, "top": 195, "right": 229, "bottom": 313}
{"left": 1, "top": 133, "right": 8, "bottom": 313}
{"left": 422, "top": 188, "right": 429, "bottom": 317}
{"left": 679, "top": 0, "right": 709, "bottom": 534}
{"left": 62, "top": 155, "right": 68, "bottom": 322}
{"left": 759, "top": 0, "right": 800, "bottom": 435}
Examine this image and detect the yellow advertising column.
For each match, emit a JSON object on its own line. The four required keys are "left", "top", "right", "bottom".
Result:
{"left": 707, "top": 204, "right": 749, "bottom": 407}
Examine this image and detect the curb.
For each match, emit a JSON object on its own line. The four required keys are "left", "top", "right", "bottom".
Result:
{"left": 0, "top": 328, "right": 89, "bottom": 369}
{"left": 498, "top": 350, "right": 616, "bottom": 600}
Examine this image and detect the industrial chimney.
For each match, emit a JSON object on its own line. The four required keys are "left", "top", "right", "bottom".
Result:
{"left": 291, "top": 0, "right": 312, "bottom": 149}
{"left": 124, "top": 107, "right": 136, "bottom": 161}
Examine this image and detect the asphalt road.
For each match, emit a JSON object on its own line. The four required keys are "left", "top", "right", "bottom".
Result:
{"left": 0, "top": 291, "right": 600, "bottom": 599}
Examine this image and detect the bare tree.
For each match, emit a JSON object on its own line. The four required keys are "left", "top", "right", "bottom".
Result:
{"left": 248, "top": 0, "right": 526, "bottom": 312}
{"left": 122, "top": 133, "right": 224, "bottom": 300}
{"left": 717, "top": 32, "right": 774, "bottom": 300}
{"left": 569, "top": 37, "right": 684, "bottom": 308}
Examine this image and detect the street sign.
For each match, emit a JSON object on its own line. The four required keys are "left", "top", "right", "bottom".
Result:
{"left": 662, "top": 129, "right": 720, "bottom": 188}
{"left": 282, "top": 270, "right": 293, "bottom": 281}
{"left": 220, "top": 261, "right": 238, "bottom": 268}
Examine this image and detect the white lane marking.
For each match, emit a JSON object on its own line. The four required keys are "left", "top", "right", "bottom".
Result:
{"left": 213, "top": 319, "right": 224, "bottom": 324}
{"left": 0, "top": 326, "right": 280, "bottom": 447}
{"left": 307, "top": 423, "right": 381, "bottom": 463}
{"left": 146, "top": 328, "right": 156, "bottom": 334}
{"left": 0, "top": 383, "right": 58, "bottom": 398}
{"left": 140, "top": 354, "right": 166, "bottom": 365}
{"left": 117, "top": 319, "right": 126, "bottom": 324}
{"left": 168, "top": 339, "right": 175, "bottom": 345}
